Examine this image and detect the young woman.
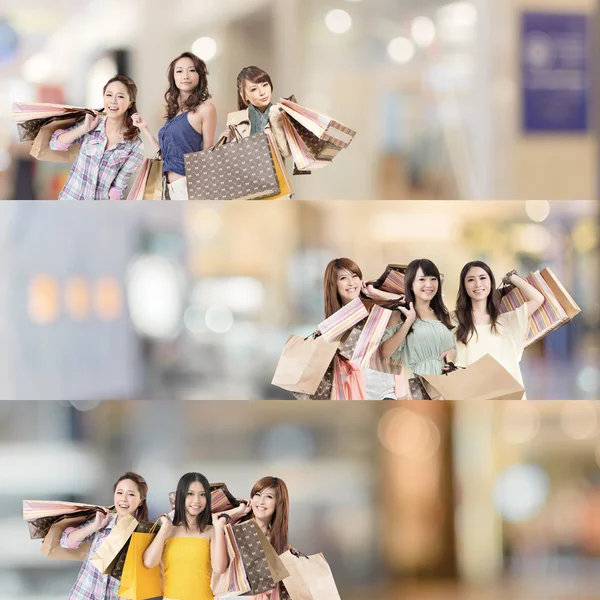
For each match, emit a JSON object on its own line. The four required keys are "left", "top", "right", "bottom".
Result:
{"left": 453, "top": 261, "right": 544, "bottom": 398}
{"left": 223, "top": 66, "right": 290, "bottom": 159}
{"left": 143, "top": 472, "right": 228, "bottom": 600}
{"left": 223, "top": 476, "right": 291, "bottom": 600}
{"left": 380, "top": 259, "right": 456, "bottom": 395}
{"left": 50, "top": 76, "right": 144, "bottom": 200}
{"left": 133, "top": 52, "right": 217, "bottom": 200}
{"left": 60, "top": 471, "right": 149, "bottom": 600}
{"left": 323, "top": 258, "right": 403, "bottom": 400}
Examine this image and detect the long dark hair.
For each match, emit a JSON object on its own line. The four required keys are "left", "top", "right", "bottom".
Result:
{"left": 164, "top": 52, "right": 211, "bottom": 120}
{"left": 239, "top": 476, "right": 289, "bottom": 554}
{"left": 455, "top": 260, "right": 501, "bottom": 344}
{"left": 173, "top": 472, "right": 212, "bottom": 532}
{"left": 403, "top": 259, "right": 452, "bottom": 330}
{"left": 103, "top": 75, "right": 139, "bottom": 142}
{"left": 113, "top": 471, "right": 149, "bottom": 521}
{"left": 236, "top": 66, "right": 273, "bottom": 110}
{"left": 323, "top": 258, "right": 363, "bottom": 318}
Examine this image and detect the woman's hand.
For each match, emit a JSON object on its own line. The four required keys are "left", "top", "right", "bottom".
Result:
{"left": 398, "top": 302, "right": 416, "bottom": 325}
{"left": 234, "top": 500, "right": 252, "bottom": 518}
{"left": 440, "top": 349, "right": 457, "bottom": 371}
{"left": 93, "top": 511, "right": 111, "bottom": 532}
{"left": 131, "top": 113, "right": 147, "bottom": 130}
{"left": 212, "top": 514, "right": 228, "bottom": 530}
{"left": 158, "top": 514, "right": 174, "bottom": 536}
{"left": 361, "top": 282, "right": 404, "bottom": 304}
{"left": 82, "top": 112, "right": 101, "bottom": 134}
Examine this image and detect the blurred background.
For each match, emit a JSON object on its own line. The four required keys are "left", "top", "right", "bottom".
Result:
{"left": 0, "top": 0, "right": 598, "bottom": 200}
{"left": 2, "top": 401, "right": 600, "bottom": 599}
{"left": 0, "top": 200, "right": 596, "bottom": 400}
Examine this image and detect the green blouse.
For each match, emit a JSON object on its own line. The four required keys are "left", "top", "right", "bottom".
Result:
{"left": 381, "top": 318, "right": 456, "bottom": 376}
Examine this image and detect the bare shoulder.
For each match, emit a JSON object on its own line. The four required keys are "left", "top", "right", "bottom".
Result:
{"left": 189, "top": 101, "right": 216, "bottom": 124}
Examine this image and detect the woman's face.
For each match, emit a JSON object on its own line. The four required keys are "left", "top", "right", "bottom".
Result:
{"left": 411, "top": 267, "right": 439, "bottom": 303}
{"left": 103, "top": 81, "right": 131, "bottom": 120}
{"left": 251, "top": 487, "right": 277, "bottom": 522}
{"left": 185, "top": 481, "right": 207, "bottom": 518}
{"left": 113, "top": 479, "right": 142, "bottom": 518}
{"left": 336, "top": 269, "right": 361, "bottom": 305}
{"left": 243, "top": 79, "right": 272, "bottom": 110}
{"left": 464, "top": 266, "right": 491, "bottom": 301}
{"left": 174, "top": 57, "right": 200, "bottom": 93}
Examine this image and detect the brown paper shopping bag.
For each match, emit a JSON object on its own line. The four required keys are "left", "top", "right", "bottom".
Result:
{"left": 29, "top": 117, "right": 82, "bottom": 163}
{"left": 272, "top": 334, "right": 339, "bottom": 395}
{"left": 540, "top": 267, "right": 580, "bottom": 319}
{"left": 211, "top": 524, "right": 251, "bottom": 596}
{"left": 254, "top": 522, "right": 290, "bottom": 582}
{"left": 279, "top": 551, "right": 341, "bottom": 600}
{"left": 40, "top": 513, "right": 93, "bottom": 561}
{"left": 422, "top": 354, "right": 525, "bottom": 400}
{"left": 90, "top": 513, "right": 138, "bottom": 575}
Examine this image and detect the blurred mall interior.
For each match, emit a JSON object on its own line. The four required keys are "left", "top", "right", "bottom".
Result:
{"left": 0, "top": 200, "right": 596, "bottom": 400}
{"left": 2, "top": 401, "right": 600, "bottom": 599}
{"left": 0, "top": 0, "right": 598, "bottom": 200}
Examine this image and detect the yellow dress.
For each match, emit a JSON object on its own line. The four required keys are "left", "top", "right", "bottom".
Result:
{"left": 163, "top": 537, "right": 213, "bottom": 600}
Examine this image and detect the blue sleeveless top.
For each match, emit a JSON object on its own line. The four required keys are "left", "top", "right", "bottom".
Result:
{"left": 158, "top": 112, "right": 204, "bottom": 176}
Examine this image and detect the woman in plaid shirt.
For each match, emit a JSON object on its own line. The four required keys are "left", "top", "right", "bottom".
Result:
{"left": 60, "top": 472, "right": 149, "bottom": 600}
{"left": 50, "top": 75, "right": 144, "bottom": 201}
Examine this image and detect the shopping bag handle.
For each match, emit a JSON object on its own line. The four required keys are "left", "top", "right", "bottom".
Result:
{"left": 290, "top": 547, "right": 309, "bottom": 559}
{"left": 211, "top": 125, "right": 244, "bottom": 150}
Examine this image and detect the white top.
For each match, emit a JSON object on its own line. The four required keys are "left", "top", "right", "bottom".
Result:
{"left": 454, "top": 303, "right": 529, "bottom": 398}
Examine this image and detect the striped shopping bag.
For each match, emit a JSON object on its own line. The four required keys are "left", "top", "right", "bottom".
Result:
{"left": 499, "top": 267, "right": 580, "bottom": 347}
{"left": 317, "top": 298, "right": 369, "bottom": 342}
{"left": 280, "top": 112, "right": 334, "bottom": 171}
{"left": 211, "top": 524, "right": 251, "bottom": 595}
{"left": 350, "top": 304, "right": 393, "bottom": 367}
{"left": 371, "top": 264, "right": 408, "bottom": 295}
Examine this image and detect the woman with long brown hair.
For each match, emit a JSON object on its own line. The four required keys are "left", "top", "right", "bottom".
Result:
{"left": 453, "top": 261, "right": 544, "bottom": 398}
{"left": 380, "top": 259, "right": 456, "bottom": 393}
{"left": 50, "top": 75, "right": 144, "bottom": 200}
{"left": 133, "top": 52, "right": 217, "bottom": 200}
{"left": 223, "top": 66, "right": 290, "bottom": 159}
{"left": 322, "top": 258, "right": 403, "bottom": 400}
{"left": 60, "top": 471, "right": 150, "bottom": 599}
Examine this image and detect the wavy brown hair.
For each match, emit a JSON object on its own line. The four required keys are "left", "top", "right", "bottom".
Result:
{"left": 164, "top": 52, "right": 211, "bottom": 120}
{"left": 113, "top": 471, "right": 149, "bottom": 521}
{"left": 455, "top": 260, "right": 501, "bottom": 345}
{"left": 403, "top": 259, "right": 452, "bottom": 331}
{"left": 239, "top": 476, "right": 289, "bottom": 554}
{"left": 236, "top": 66, "right": 273, "bottom": 110}
{"left": 323, "top": 258, "right": 364, "bottom": 318}
{"left": 103, "top": 76, "right": 140, "bottom": 142}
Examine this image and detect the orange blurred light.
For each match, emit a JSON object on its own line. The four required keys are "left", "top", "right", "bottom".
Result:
{"left": 28, "top": 274, "right": 59, "bottom": 324}
{"left": 94, "top": 278, "right": 122, "bottom": 321}
{"left": 65, "top": 277, "right": 90, "bottom": 321}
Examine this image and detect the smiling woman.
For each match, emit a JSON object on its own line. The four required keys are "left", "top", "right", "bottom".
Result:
{"left": 48, "top": 75, "right": 145, "bottom": 201}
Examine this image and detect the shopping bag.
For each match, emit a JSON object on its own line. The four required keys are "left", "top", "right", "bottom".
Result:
{"left": 260, "top": 130, "right": 293, "bottom": 200}
{"left": 184, "top": 128, "right": 280, "bottom": 200}
{"left": 13, "top": 102, "right": 97, "bottom": 141}
{"left": 232, "top": 520, "right": 288, "bottom": 594}
{"left": 272, "top": 334, "right": 339, "bottom": 395}
{"left": 317, "top": 298, "right": 369, "bottom": 342}
{"left": 499, "top": 268, "right": 580, "bottom": 347}
{"left": 126, "top": 156, "right": 163, "bottom": 201}
{"left": 421, "top": 354, "right": 525, "bottom": 400}
{"left": 292, "top": 360, "right": 335, "bottom": 401}
{"left": 118, "top": 521, "right": 162, "bottom": 600}
{"left": 279, "top": 551, "right": 341, "bottom": 600}
{"left": 211, "top": 523, "right": 251, "bottom": 595}
{"left": 349, "top": 304, "right": 393, "bottom": 367}
{"left": 280, "top": 112, "right": 332, "bottom": 171}
{"left": 330, "top": 355, "right": 366, "bottom": 400}
{"left": 40, "top": 513, "right": 94, "bottom": 561}
{"left": 27, "top": 116, "right": 82, "bottom": 162}
{"left": 370, "top": 264, "right": 408, "bottom": 295}
{"left": 90, "top": 513, "right": 138, "bottom": 575}
{"left": 279, "top": 98, "right": 356, "bottom": 149}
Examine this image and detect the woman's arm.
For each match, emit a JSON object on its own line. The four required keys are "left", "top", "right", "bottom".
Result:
{"left": 380, "top": 306, "right": 415, "bottom": 361}
{"left": 221, "top": 500, "right": 251, "bottom": 524}
{"left": 131, "top": 114, "right": 161, "bottom": 153}
{"left": 143, "top": 515, "right": 172, "bottom": 569}
{"left": 189, "top": 101, "right": 217, "bottom": 148}
{"left": 210, "top": 517, "right": 229, "bottom": 574}
{"left": 362, "top": 282, "right": 403, "bottom": 303}
{"left": 108, "top": 141, "right": 145, "bottom": 200}
{"left": 49, "top": 113, "right": 99, "bottom": 150}
{"left": 509, "top": 273, "right": 544, "bottom": 317}
{"left": 61, "top": 512, "right": 109, "bottom": 548}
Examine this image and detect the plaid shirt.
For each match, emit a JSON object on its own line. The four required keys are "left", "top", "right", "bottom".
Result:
{"left": 61, "top": 513, "right": 122, "bottom": 600}
{"left": 50, "top": 116, "right": 144, "bottom": 201}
